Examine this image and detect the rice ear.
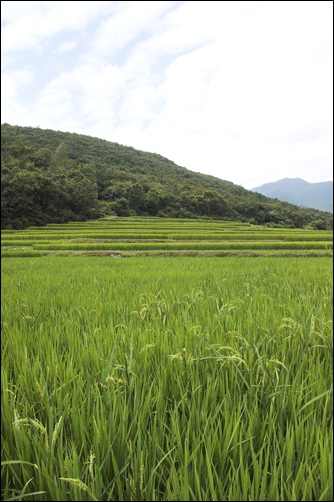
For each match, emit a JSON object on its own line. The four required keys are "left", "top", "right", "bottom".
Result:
{"left": 59, "top": 478, "right": 98, "bottom": 501}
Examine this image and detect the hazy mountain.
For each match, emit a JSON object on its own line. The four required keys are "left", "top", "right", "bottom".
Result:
{"left": 251, "top": 178, "right": 333, "bottom": 213}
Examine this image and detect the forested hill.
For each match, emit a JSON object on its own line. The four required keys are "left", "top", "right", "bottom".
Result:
{"left": 1, "top": 123, "right": 332, "bottom": 230}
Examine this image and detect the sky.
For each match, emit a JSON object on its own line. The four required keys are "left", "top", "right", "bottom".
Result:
{"left": 1, "top": 1, "right": 333, "bottom": 189}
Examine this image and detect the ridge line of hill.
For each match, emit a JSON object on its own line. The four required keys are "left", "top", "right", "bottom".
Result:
{"left": 252, "top": 177, "right": 333, "bottom": 213}
{"left": 1, "top": 123, "right": 332, "bottom": 230}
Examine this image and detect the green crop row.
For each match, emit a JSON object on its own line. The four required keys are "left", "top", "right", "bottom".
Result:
{"left": 1, "top": 240, "right": 52, "bottom": 246}
{"left": 0, "top": 234, "right": 302, "bottom": 244}
{"left": 167, "top": 232, "right": 333, "bottom": 241}
{"left": 1, "top": 250, "right": 42, "bottom": 257}
{"left": 2, "top": 233, "right": 169, "bottom": 241}
{"left": 3, "top": 230, "right": 332, "bottom": 241}
{"left": 33, "top": 241, "right": 332, "bottom": 251}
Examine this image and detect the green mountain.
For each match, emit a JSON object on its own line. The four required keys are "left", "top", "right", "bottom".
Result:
{"left": 1, "top": 123, "right": 332, "bottom": 230}
{"left": 252, "top": 178, "right": 333, "bottom": 213}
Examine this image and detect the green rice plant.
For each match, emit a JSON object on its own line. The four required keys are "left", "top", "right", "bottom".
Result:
{"left": 32, "top": 240, "right": 332, "bottom": 251}
{"left": 167, "top": 232, "right": 333, "bottom": 241}
{"left": 1, "top": 240, "right": 51, "bottom": 246}
{"left": 1, "top": 250, "right": 43, "bottom": 258}
{"left": 3, "top": 233, "right": 169, "bottom": 241}
{"left": 3, "top": 219, "right": 332, "bottom": 259}
{"left": 1, "top": 255, "right": 332, "bottom": 501}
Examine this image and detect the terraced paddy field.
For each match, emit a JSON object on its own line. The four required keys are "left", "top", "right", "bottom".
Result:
{"left": 1, "top": 217, "right": 333, "bottom": 257}
{"left": 1, "top": 218, "right": 333, "bottom": 501}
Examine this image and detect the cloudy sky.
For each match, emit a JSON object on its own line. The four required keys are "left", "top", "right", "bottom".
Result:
{"left": 1, "top": 1, "right": 333, "bottom": 189}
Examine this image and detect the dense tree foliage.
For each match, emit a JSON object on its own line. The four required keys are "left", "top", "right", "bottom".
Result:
{"left": 1, "top": 123, "right": 332, "bottom": 229}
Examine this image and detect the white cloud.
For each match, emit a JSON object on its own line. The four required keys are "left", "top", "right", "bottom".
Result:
{"left": 56, "top": 40, "right": 77, "bottom": 54}
{"left": 1, "top": 69, "right": 35, "bottom": 125}
{"left": 1, "top": 1, "right": 115, "bottom": 55}
{"left": 86, "top": 1, "right": 178, "bottom": 66}
{"left": 1, "top": 1, "right": 332, "bottom": 188}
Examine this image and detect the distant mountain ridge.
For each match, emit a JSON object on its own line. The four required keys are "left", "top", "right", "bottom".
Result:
{"left": 251, "top": 178, "right": 333, "bottom": 213}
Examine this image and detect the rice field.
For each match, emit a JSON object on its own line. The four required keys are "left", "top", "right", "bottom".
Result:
{"left": 1, "top": 217, "right": 333, "bottom": 257}
{"left": 1, "top": 218, "right": 333, "bottom": 501}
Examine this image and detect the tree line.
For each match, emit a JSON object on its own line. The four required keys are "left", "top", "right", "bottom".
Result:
{"left": 1, "top": 124, "right": 332, "bottom": 230}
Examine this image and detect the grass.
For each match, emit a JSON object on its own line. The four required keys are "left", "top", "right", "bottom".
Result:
{"left": 1, "top": 253, "right": 333, "bottom": 501}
